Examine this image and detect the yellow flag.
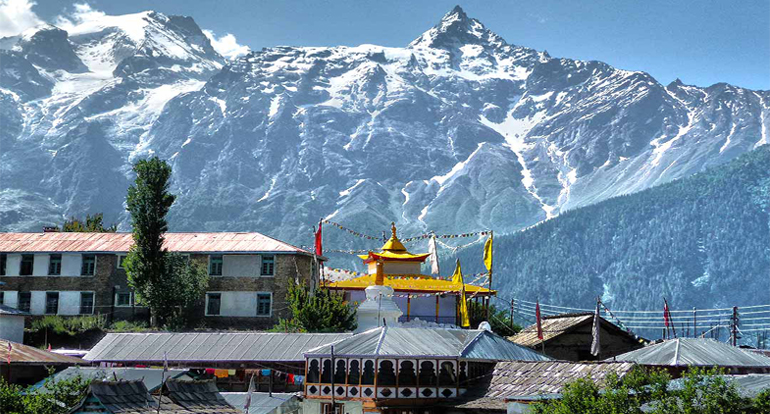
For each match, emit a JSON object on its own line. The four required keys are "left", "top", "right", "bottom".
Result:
{"left": 483, "top": 233, "right": 493, "bottom": 273}
{"left": 452, "top": 259, "right": 470, "bottom": 328}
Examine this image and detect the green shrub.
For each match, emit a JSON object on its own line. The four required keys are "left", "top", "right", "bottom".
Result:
{"left": 108, "top": 320, "right": 150, "bottom": 332}
{"left": 28, "top": 315, "right": 106, "bottom": 336}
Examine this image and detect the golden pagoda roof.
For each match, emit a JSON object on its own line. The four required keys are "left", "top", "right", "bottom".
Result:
{"left": 359, "top": 222, "right": 430, "bottom": 262}
{"left": 325, "top": 274, "right": 495, "bottom": 295}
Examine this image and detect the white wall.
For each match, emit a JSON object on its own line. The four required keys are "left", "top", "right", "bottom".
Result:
{"left": 0, "top": 315, "right": 25, "bottom": 343}
{"left": 5, "top": 254, "right": 21, "bottom": 276}
{"left": 33, "top": 254, "right": 49, "bottom": 276}
{"left": 61, "top": 254, "right": 82, "bottom": 276}
{"left": 30, "top": 291, "right": 47, "bottom": 314}
{"left": 348, "top": 290, "right": 458, "bottom": 324}
{"left": 1, "top": 291, "right": 18, "bottom": 308}
{"left": 58, "top": 291, "right": 83, "bottom": 315}
{"left": 207, "top": 291, "right": 273, "bottom": 317}
{"left": 222, "top": 255, "right": 259, "bottom": 277}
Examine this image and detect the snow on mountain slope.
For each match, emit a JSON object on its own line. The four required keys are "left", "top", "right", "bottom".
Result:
{"left": 0, "top": 6, "right": 768, "bottom": 262}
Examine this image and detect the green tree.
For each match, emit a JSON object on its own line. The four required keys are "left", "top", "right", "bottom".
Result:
{"left": 0, "top": 371, "right": 89, "bottom": 414}
{"left": 124, "top": 157, "right": 208, "bottom": 328}
{"left": 60, "top": 213, "right": 117, "bottom": 232}
{"left": 281, "top": 281, "right": 356, "bottom": 332}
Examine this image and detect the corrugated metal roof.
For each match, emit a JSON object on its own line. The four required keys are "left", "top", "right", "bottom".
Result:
{"left": 0, "top": 304, "right": 29, "bottom": 316}
{"left": 452, "top": 360, "right": 636, "bottom": 410}
{"left": 510, "top": 313, "right": 594, "bottom": 347}
{"left": 220, "top": 392, "right": 299, "bottom": 414}
{"left": 0, "top": 232, "right": 312, "bottom": 254}
{"left": 305, "top": 327, "right": 551, "bottom": 361}
{"left": 165, "top": 379, "right": 240, "bottom": 413}
{"left": 33, "top": 367, "right": 190, "bottom": 393}
{"left": 1, "top": 339, "right": 87, "bottom": 365}
{"left": 85, "top": 332, "right": 353, "bottom": 363}
{"left": 612, "top": 338, "right": 770, "bottom": 367}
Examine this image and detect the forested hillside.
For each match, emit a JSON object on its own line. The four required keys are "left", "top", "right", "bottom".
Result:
{"left": 465, "top": 145, "right": 770, "bottom": 311}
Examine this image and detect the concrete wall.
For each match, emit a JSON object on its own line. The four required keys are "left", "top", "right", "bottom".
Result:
{"left": 0, "top": 315, "right": 25, "bottom": 343}
{"left": 222, "top": 255, "right": 260, "bottom": 277}
{"left": 301, "top": 399, "right": 363, "bottom": 414}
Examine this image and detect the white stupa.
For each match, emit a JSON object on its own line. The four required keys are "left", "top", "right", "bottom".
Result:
{"left": 355, "top": 260, "right": 403, "bottom": 332}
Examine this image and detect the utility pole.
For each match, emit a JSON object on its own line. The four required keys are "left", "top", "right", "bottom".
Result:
{"left": 693, "top": 307, "right": 697, "bottom": 338}
{"left": 731, "top": 306, "right": 740, "bottom": 346}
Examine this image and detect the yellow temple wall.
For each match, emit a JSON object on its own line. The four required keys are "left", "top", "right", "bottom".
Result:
{"left": 366, "top": 261, "right": 422, "bottom": 275}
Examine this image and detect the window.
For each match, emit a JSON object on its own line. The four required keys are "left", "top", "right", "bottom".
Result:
{"left": 256, "top": 293, "right": 271, "bottom": 316}
{"left": 118, "top": 255, "right": 127, "bottom": 269}
{"left": 0, "top": 254, "right": 6, "bottom": 276}
{"left": 45, "top": 292, "right": 59, "bottom": 314}
{"left": 79, "top": 292, "right": 94, "bottom": 314}
{"left": 0, "top": 292, "right": 4, "bottom": 305}
{"left": 321, "top": 403, "right": 344, "bottom": 414}
{"left": 18, "top": 292, "right": 31, "bottom": 312}
{"left": 261, "top": 255, "right": 275, "bottom": 276}
{"left": 115, "top": 292, "right": 133, "bottom": 307}
{"left": 81, "top": 255, "right": 96, "bottom": 275}
{"left": 209, "top": 255, "right": 223, "bottom": 276}
{"left": 206, "top": 293, "right": 221, "bottom": 316}
{"left": 20, "top": 254, "right": 34, "bottom": 275}
{"left": 48, "top": 254, "right": 62, "bottom": 275}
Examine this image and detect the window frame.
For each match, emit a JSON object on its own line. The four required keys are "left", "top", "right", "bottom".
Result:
{"left": 117, "top": 255, "right": 127, "bottom": 269}
{"left": 209, "top": 255, "right": 223, "bottom": 276}
{"left": 20, "top": 254, "right": 34, "bottom": 276}
{"left": 45, "top": 291, "right": 60, "bottom": 315}
{"left": 48, "top": 254, "right": 62, "bottom": 276}
{"left": 18, "top": 292, "right": 31, "bottom": 312}
{"left": 256, "top": 292, "right": 272, "bottom": 317}
{"left": 261, "top": 255, "right": 275, "bottom": 277}
{"left": 205, "top": 292, "right": 222, "bottom": 316}
{"left": 81, "top": 254, "right": 96, "bottom": 276}
{"left": 79, "top": 292, "right": 95, "bottom": 315}
{"left": 114, "top": 292, "right": 134, "bottom": 307}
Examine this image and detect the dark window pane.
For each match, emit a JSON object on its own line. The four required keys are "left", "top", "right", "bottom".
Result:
{"left": 347, "top": 360, "right": 360, "bottom": 385}
{"left": 116, "top": 293, "right": 132, "bottom": 307}
{"left": 0, "top": 254, "right": 6, "bottom": 276}
{"left": 418, "top": 361, "right": 437, "bottom": 387}
{"left": 438, "top": 361, "right": 457, "bottom": 386}
{"left": 0, "top": 292, "right": 4, "bottom": 305}
{"left": 257, "top": 293, "right": 271, "bottom": 316}
{"left": 333, "top": 360, "right": 346, "bottom": 384}
{"left": 20, "top": 255, "right": 34, "bottom": 275}
{"left": 207, "top": 293, "right": 221, "bottom": 316}
{"left": 377, "top": 360, "right": 396, "bottom": 386}
{"left": 118, "top": 255, "right": 127, "bottom": 269}
{"left": 46, "top": 292, "right": 59, "bottom": 314}
{"left": 209, "top": 255, "right": 223, "bottom": 276}
{"left": 49, "top": 254, "right": 62, "bottom": 275}
{"left": 81, "top": 255, "right": 96, "bottom": 275}
{"left": 361, "top": 360, "right": 375, "bottom": 385}
{"left": 80, "top": 292, "right": 94, "bottom": 314}
{"left": 307, "top": 359, "right": 320, "bottom": 383}
{"left": 261, "top": 255, "right": 274, "bottom": 276}
{"left": 398, "top": 360, "right": 417, "bottom": 386}
{"left": 18, "top": 293, "right": 31, "bottom": 312}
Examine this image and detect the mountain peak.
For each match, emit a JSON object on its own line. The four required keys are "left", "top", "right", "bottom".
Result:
{"left": 408, "top": 6, "right": 505, "bottom": 50}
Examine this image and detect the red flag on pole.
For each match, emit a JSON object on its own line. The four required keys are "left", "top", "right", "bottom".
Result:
{"left": 315, "top": 221, "right": 323, "bottom": 256}
{"left": 536, "top": 301, "right": 544, "bottom": 340}
{"left": 663, "top": 300, "right": 670, "bottom": 328}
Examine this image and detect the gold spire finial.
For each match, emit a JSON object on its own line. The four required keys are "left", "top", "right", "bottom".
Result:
{"left": 391, "top": 222, "right": 397, "bottom": 238}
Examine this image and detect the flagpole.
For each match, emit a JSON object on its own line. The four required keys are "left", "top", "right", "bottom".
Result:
{"left": 486, "top": 231, "right": 493, "bottom": 320}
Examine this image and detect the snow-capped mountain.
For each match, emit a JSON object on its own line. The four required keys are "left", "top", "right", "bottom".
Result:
{"left": 1, "top": 6, "right": 768, "bottom": 257}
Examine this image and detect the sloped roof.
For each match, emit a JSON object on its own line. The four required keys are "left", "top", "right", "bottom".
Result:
{"left": 221, "top": 392, "right": 299, "bottom": 414}
{"left": 0, "top": 232, "right": 311, "bottom": 255}
{"left": 1, "top": 339, "right": 87, "bottom": 365}
{"left": 452, "top": 360, "right": 637, "bottom": 410}
{"left": 164, "top": 379, "right": 240, "bottom": 413}
{"left": 87, "top": 380, "right": 166, "bottom": 414}
{"left": 510, "top": 313, "right": 639, "bottom": 347}
{"left": 612, "top": 338, "right": 770, "bottom": 367}
{"left": 305, "top": 326, "right": 551, "bottom": 361}
{"left": 0, "top": 304, "right": 29, "bottom": 316}
{"left": 326, "top": 273, "right": 494, "bottom": 294}
{"left": 34, "top": 367, "right": 189, "bottom": 393}
{"left": 85, "top": 332, "right": 353, "bottom": 363}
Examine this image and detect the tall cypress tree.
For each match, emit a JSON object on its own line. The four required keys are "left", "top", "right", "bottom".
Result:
{"left": 125, "top": 157, "right": 175, "bottom": 326}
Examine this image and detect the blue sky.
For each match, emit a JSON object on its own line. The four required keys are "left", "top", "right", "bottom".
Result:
{"left": 5, "top": 0, "right": 770, "bottom": 90}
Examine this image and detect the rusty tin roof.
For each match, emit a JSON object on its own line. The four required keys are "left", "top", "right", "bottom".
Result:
{"left": 2, "top": 339, "right": 88, "bottom": 365}
{"left": 0, "top": 232, "right": 312, "bottom": 255}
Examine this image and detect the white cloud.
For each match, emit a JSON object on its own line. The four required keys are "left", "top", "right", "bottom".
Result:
{"left": 0, "top": 0, "right": 43, "bottom": 37}
{"left": 54, "top": 2, "right": 105, "bottom": 31}
{"left": 203, "top": 29, "right": 250, "bottom": 60}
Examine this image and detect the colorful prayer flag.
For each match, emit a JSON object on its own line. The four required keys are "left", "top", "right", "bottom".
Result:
{"left": 483, "top": 233, "right": 493, "bottom": 272}
{"left": 591, "top": 299, "right": 601, "bottom": 357}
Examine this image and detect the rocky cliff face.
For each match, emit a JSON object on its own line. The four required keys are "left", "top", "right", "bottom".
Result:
{"left": 1, "top": 6, "right": 767, "bottom": 258}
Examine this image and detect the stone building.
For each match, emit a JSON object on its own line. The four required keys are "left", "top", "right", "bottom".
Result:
{"left": 0, "top": 232, "right": 321, "bottom": 328}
